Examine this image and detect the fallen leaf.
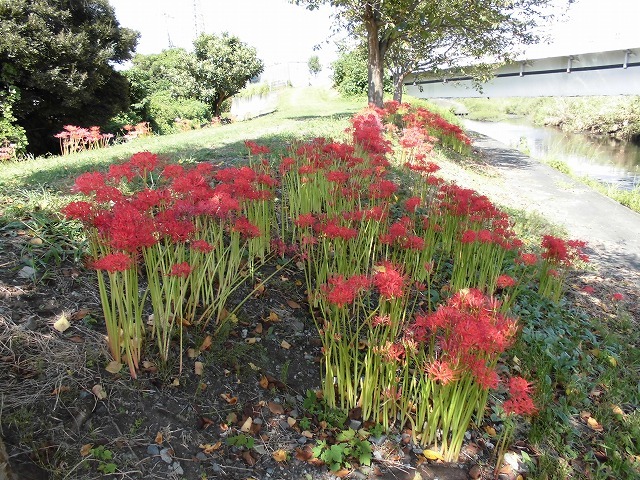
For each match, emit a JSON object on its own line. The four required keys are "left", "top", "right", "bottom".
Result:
{"left": 187, "top": 348, "right": 197, "bottom": 358}
{"left": 220, "top": 393, "right": 238, "bottom": 404}
{"left": 226, "top": 412, "right": 238, "bottom": 424}
{"left": 142, "top": 361, "right": 157, "bottom": 373}
{"left": 242, "top": 450, "right": 256, "bottom": 466}
{"left": 200, "top": 335, "right": 212, "bottom": 351}
{"left": 240, "top": 417, "right": 253, "bottom": 433}
{"left": 245, "top": 337, "right": 258, "bottom": 344}
{"left": 259, "top": 375, "right": 270, "bottom": 389}
{"left": 484, "top": 426, "right": 497, "bottom": 437}
{"left": 171, "top": 378, "right": 180, "bottom": 387}
{"left": 266, "top": 311, "right": 280, "bottom": 322}
{"left": 612, "top": 405, "right": 624, "bottom": 416}
{"left": 29, "top": 237, "right": 43, "bottom": 245}
{"left": 155, "top": 431, "right": 163, "bottom": 445}
{"left": 281, "top": 340, "right": 291, "bottom": 350}
{"left": 53, "top": 315, "right": 71, "bottom": 333}
{"left": 335, "top": 468, "right": 351, "bottom": 478}
{"left": 91, "top": 384, "right": 107, "bottom": 400}
{"left": 248, "top": 362, "right": 260, "bottom": 371}
{"left": 255, "top": 323, "right": 263, "bottom": 334}
{"left": 80, "top": 444, "right": 93, "bottom": 457}
{"left": 587, "top": 416, "right": 604, "bottom": 431}
{"left": 286, "top": 300, "right": 301, "bottom": 309}
{"left": 295, "top": 280, "right": 303, "bottom": 286}
{"left": 199, "top": 442, "right": 222, "bottom": 454}
{"left": 51, "top": 386, "right": 71, "bottom": 395}
{"left": 301, "top": 430, "right": 313, "bottom": 438}
{"left": 287, "top": 417, "right": 296, "bottom": 427}
{"left": 268, "top": 402, "right": 285, "bottom": 415}
{"left": 194, "top": 361, "right": 204, "bottom": 376}
{"left": 423, "top": 449, "right": 444, "bottom": 461}
{"left": 105, "top": 361, "right": 122, "bottom": 374}
{"left": 295, "top": 447, "right": 314, "bottom": 461}
{"left": 272, "top": 449, "right": 288, "bottom": 462}
{"left": 68, "top": 335, "right": 85, "bottom": 343}
{"left": 412, "top": 473, "right": 423, "bottom": 480}
{"left": 253, "top": 282, "right": 265, "bottom": 297}
{"left": 71, "top": 308, "right": 90, "bottom": 320}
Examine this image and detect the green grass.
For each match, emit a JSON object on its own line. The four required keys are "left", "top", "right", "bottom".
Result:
{"left": 1, "top": 87, "right": 638, "bottom": 479}
{"left": 0, "top": 87, "right": 364, "bottom": 223}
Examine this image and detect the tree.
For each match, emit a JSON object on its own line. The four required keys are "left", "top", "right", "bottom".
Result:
{"left": 295, "top": 0, "right": 563, "bottom": 107}
{"left": 0, "top": 0, "right": 138, "bottom": 154}
{"left": 191, "top": 33, "right": 264, "bottom": 117}
{"left": 332, "top": 46, "right": 391, "bottom": 97}
{"left": 308, "top": 55, "right": 322, "bottom": 77}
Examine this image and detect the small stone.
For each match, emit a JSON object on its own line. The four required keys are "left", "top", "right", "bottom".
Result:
{"left": 253, "top": 445, "right": 268, "bottom": 455}
{"left": 195, "top": 452, "right": 207, "bottom": 461}
{"left": 211, "top": 463, "right": 222, "bottom": 474}
{"left": 291, "top": 320, "right": 305, "bottom": 333}
{"left": 371, "top": 435, "right": 386, "bottom": 445}
{"left": 253, "top": 417, "right": 263, "bottom": 425}
{"left": 349, "top": 419, "right": 362, "bottom": 430}
{"left": 147, "top": 445, "right": 160, "bottom": 456}
{"left": 241, "top": 328, "right": 248, "bottom": 339}
{"left": 159, "top": 447, "right": 172, "bottom": 463}
{"left": 289, "top": 409, "right": 299, "bottom": 418}
{"left": 297, "top": 436, "right": 307, "bottom": 445}
{"left": 503, "top": 452, "right": 520, "bottom": 470}
{"left": 469, "top": 464, "right": 483, "bottom": 479}
{"left": 170, "top": 461, "right": 183, "bottom": 475}
{"left": 17, "top": 266, "right": 36, "bottom": 280}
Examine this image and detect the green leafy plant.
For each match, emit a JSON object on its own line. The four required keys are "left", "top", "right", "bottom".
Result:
{"left": 226, "top": 433, "right": 255, "bottom": 450}
{"left": 312, "top": 428, "right": 372, "bottom": 472}
{"left": 89, "top": 445, "right": 117, "bottom": 475}
{"left": 302, "top": 390, "right": 347, "bottom": 429}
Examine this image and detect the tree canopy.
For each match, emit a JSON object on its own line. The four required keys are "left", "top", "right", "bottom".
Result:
{"left": 295, "top": 0, "right": 564, "bottom": 106}
{"left": 191, "top": 33, "right": 264, "bottom": 116}
{"left": 0, "top": 0, "right": 138, "bottom": 154}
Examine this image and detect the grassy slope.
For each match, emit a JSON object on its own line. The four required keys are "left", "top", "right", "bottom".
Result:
{"left": 1, "top": 88, "right": 638, "bottom": 479}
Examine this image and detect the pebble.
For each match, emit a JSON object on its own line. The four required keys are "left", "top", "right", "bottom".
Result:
{"left": 278, "top": 420, "right": 290, "bottom": 430}
{"left": 291, "top": 320, "right": 305, "bottom": 333}
{"left": 349, "top": 419, "right": 362, "bottom": 430}
{"left": 253, "top": 417, "right": 263, "bottom": 425}
{"left": 211, "top": 463, "right": 222, "bottom": 474}
{"left": 297, "top": 436, "right": 307, "bottom": 445}
{"left": 159, "top": 447, "right": 172, "bottom": 463}
{"left": 169, "top": 461, "right": 183, "bottom": 475}
{"left": 289, "top": 408, "right": 299, "bottom": 418}
{"left": 469, "top": 464, "right": 483, "bottom": 479}
{"left": 147, "top": 445, "right": 160, "bottom": 456}
{"left": 195, "top": 452, "right": 207, "bottom": 461}
{"left": 17, "top": 266, "right": 36, "bottom": 280}
{"left": 371, "top": 435, "right": 386, "bottom": 445}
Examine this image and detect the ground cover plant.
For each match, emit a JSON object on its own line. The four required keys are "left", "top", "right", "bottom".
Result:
{"left": 0, "top": 88, "right": 638, "bottom": 480}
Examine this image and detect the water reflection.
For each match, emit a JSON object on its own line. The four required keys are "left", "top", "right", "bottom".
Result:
{"left": 464, "top": 119, "right": 640, "bottom": 190}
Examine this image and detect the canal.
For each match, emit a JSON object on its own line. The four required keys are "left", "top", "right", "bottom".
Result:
{"left": 463, "top": 119, "right": 640, "bottom": 190}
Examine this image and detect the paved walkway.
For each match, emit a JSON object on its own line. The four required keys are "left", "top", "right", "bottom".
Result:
{"left": 449, "top": 133, "right": 640, "bottom": 288}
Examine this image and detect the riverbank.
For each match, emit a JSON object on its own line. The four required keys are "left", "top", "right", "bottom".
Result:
{"left": 460, "top": 96, "right": 640, "bottom": 141}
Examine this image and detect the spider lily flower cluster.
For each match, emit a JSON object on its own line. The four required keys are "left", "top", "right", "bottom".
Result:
{"left": 64, "top": 101, "right": 587, "bottom": 462}
{"left": 54, "top": 125, "right": 114, "bottom": 155}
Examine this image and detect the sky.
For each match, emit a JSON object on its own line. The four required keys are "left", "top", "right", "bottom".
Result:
{"left": 108, "top": 0, "right": 639, "bottom": 70}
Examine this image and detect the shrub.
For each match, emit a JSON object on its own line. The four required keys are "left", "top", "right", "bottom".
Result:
{"left": 147, "top": 92, "right": 211, "bottom": 134}
{"left": 0, "top": 87, "right": 28, "bottom": 160}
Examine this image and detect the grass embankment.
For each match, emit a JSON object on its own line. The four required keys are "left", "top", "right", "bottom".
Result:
{"left": 1, "top": 88, "right": 638, "bottom": 479}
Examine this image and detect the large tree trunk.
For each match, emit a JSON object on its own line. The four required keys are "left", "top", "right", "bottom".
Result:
{"left": 364, "top": 4, "right": 385, "bottom": 107}
{"left": 392, "top": 72, "right": 406, "bottom": 103}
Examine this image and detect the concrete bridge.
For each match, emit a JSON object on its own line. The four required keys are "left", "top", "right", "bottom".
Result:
{"left": 404, "top": 47, "right": 640, "bottom": 98}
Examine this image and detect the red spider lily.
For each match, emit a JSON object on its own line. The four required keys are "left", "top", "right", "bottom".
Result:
{"left": 404, "top": 196, "right": 421, "bottom": 212}
{"left": 381, "top": 341, "right": 405, "bottom": 362}
{"left": 245, "top": 140, "right": 270, "bottom": 155}
{"left": 401, "top": 235, "right": 425, "bottom": 251}
{"left": 503, "top": 376, "right": 537, "bottom": 415}
{"left": 107, "top": 162, "right": 136, "bottom": 182}
{"left": 321, "top": 274, "right": 368, "bottom": 308}
{"left": 191, "top": 239, "right": 214, "bottom": 253}
{"left": 195, "top": 190, "right": 240, "bottom": 218}
{"left": 232, "top": 216, "right": 261, "bottom": 238}
{"left": 373, "top": 262, "right": 406, "bottom": 299}
{"left": 161, "top": 164, "right": 186, "bottom": 179}
{"left": 612, "top": 292, "right": 624, "bottom": 301}
{"left": 321, "top": 221, "right": 358, "bottom": 241}
{"left": 130, "top": 188, "right": 170, "bottom": 212}
{"left": 541, "top": 235, "right": 589, "bottom": 265}
{"left": 496, "top": 275, "right": 516, "bottom": 289}
{"left": 279, "top": 157, "right": 296, "bottom": 175}
{"left": 93, "top": 253, "right": 134, "bottom": 272}
{"left": 295, "top": 213, "right": 317, "bottom": 228}
{"left": 371, "top": 315, "right": 392, "bottom": 327}
{"left": 156, "top": 209, "right": 195, "bottom": 243}
{"left": 516, "top": 253, "right": 538, "bottom": 266}
{"left": 107, "top": 204, "right": 157, "bottom": 252}
{"left": 582, "top": 286, "right": 595, "bottom": 294}
{"left": 425, "top": 359, "right": 458, "bottom": 385}
{"left": 61, "top": 201, "right": 93, "bottom": 222}
{"left": 72, "top": 171, "right": 106, "bottom": 195}
{"left": 169, "top": 262, "right": 192, "bottom": 278}
{"left": 326, "top": 170, "right": 350, "bottom": 184}
{"left": 128, "top": 151, "right": 158, "bottom": 174}
{"left": 369, "top": 179, "right": 398, "bottom": 200}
